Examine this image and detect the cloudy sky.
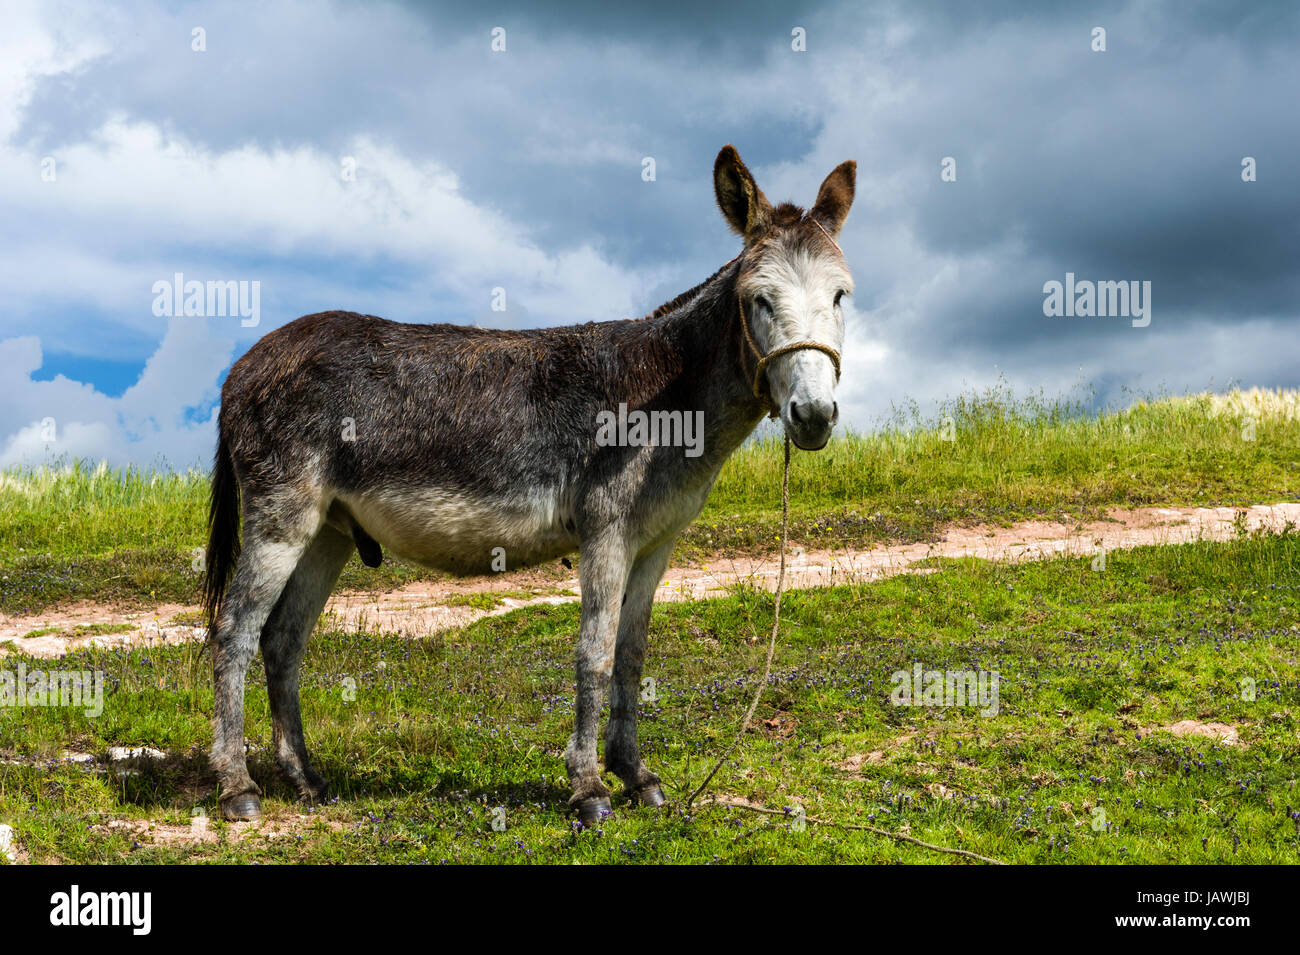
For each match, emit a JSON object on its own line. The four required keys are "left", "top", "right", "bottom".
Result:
{"left": 3, "top": 0, "right": 1297, "bottom": 469}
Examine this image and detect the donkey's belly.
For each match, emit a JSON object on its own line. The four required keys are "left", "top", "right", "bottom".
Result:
{"left": 332, "top": 486, "right": 577, "bottom": 575}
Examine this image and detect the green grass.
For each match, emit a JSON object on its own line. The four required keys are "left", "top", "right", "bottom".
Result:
{"left": 2, "top": 386, "right": 1296, "bottom": 614}
{"left": 442, "top": 589, "right": 573, "bottom": 611}
{"left": 692, "top": 384, "right": 1300, "bottom": 555}
{"left": 2, "top": 527, "right": 1296, "bottom": 864}
{"left": 21, "top": 623, "right": 134, "bottom": 640}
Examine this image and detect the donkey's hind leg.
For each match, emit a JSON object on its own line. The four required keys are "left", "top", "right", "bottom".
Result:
{"left": 261, "top": 525, "right": 354, "bottom": 804}
{"left": 211, "top": 497, "right": 322, "bottom": 821}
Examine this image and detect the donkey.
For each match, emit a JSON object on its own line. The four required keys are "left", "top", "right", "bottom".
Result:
{"left": 203, "top": 145, "right": 856, "bottom": 825}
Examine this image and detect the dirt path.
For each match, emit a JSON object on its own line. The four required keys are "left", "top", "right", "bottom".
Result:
{"left": 3, "top": 502, "right": 1296, "bottom": 659}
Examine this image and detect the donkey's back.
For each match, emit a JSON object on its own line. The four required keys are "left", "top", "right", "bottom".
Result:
{"left": 220, "top": 311, "right": 590, "bottom": 573}
{"left": 223, "top": 310, "right": 595, "bottom": 491}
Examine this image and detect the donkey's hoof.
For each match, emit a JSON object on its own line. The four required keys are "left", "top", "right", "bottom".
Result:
{"left": 295, "top": 775, "right": 331, "bottom": 804}
{"left": 632, "top": 784, "right": 668, "bottom": 808}
{"left": 297, "top": 786, "right": 330, "bottom": 805}
{"left": 221, "top": 793, "right": 263, "bottom": 821}
{"left": 573, "top": 796, "right": 613, "bottom": 828}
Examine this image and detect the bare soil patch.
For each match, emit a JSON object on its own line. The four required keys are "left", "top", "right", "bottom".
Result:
{"left": 94, "top": 812, "right": 347, "bottom": 850}
{"left": 1156, "top": 720, "right": 1242, "bottom": 746}
{"left": 4, "top": 502, "right": 1295, "bottom": 659}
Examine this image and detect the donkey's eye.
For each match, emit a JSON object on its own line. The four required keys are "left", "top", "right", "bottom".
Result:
{"left": 753, "top": 294, "right": 772, "bottom": 313}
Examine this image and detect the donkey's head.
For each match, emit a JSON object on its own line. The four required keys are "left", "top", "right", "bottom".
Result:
{"left": 714, "top": 145, "right": 856, "bottom": 450}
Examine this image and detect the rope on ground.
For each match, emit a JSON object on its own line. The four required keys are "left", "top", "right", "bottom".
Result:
{"left": 682, "top": 434, "right": 1007, "bottom": 866}
{"left": 707, "top": 800, "right": 1007, "bottom": 865}
{"left": 684, "top": 436, "right": 792, "bottom": 810}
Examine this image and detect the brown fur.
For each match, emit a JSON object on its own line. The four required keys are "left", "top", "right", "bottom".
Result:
{"left": 809, "top": 160, "right": 857, "bottom": 234}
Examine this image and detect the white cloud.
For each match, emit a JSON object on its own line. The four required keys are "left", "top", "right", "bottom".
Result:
{"left": 3, "top": 120, "right": 656, "bottom": 328}
{"left": 0, "top": 318, "right": 232, "bottom": 469}
{"left": 0, "top": 6, "right": 677, "bottom": 468}
{"left": 0, "top": 0, "right": 110, "bottom": 142}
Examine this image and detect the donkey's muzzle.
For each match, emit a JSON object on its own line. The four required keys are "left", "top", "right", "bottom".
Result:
{"left": 784, "top": 397, "right": 838, "bottom": 450}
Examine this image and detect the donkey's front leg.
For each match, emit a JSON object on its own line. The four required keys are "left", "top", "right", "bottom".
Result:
{"left": 565, "top": 530, "right": 630, "bottom": 826}
{"left": 605, "top": 539, "right": 674, "bottom": 807}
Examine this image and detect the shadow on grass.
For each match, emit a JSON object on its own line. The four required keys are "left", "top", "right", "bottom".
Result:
{"left": 109, "top": 751, "right": 576, "bottom": 816}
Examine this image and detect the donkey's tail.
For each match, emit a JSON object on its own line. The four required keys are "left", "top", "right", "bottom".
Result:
{"left": 203, "top": 433, "right": 241, "bottom": 634}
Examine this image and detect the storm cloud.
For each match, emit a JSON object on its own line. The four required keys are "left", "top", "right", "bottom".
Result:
{"left": 2, "top": 0, "right": 1296, "bottom": 466}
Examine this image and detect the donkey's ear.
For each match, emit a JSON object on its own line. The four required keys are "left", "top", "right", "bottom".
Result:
{"left": 714, "top": 145, "right": 773, "bottom": 243}
{"left": 808, "top": 160, "right": 857, "bottom": 236}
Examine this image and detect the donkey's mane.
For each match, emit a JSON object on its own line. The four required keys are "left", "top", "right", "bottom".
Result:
{"left": 636, "top": 201, "right": 810, "bottom": 323}
{"left": 637, "top": 255, "right": 740, "bottom": 322}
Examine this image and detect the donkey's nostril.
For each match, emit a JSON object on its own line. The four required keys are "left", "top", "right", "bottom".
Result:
{"left": 831, "top": 402, "right": 840, "bottom": 425}
{"left": 789, "top": 401, "right": 805, "bottom": 425}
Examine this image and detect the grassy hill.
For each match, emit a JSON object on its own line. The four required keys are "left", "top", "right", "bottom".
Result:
{"left": 1, "top": 387, "right": 1296, "bottom": 614}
